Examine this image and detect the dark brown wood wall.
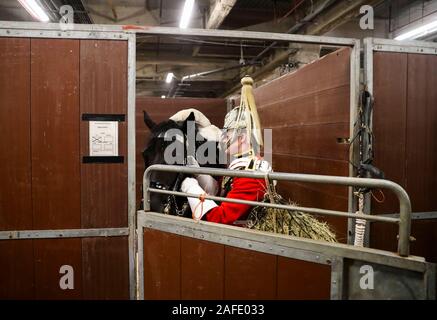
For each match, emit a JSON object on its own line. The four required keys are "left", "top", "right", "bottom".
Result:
{"left": 143, "top": 229, "right": 331, "bottom": 300}
{"left": 0, "top": 37, "right": 34, "bottom": 299}
{"left": 136, "top": 97, "right": 227, "bottom": 205}
{"left": 370, "top": 52, "right": 437, "bottom": 263}
{"left": 0, "top": 37, "right": 129, "bottom": 299}
{"left": 254, "top": 47, "right": 351, "bottom": 242}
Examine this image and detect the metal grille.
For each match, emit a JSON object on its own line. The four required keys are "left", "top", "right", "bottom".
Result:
{"left": 40, "top": 0, "right": 93, "bottom": 24}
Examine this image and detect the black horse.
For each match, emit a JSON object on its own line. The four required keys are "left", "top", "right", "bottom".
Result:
{"left": 142, "top": 110, "right": 223, "bottom": 217}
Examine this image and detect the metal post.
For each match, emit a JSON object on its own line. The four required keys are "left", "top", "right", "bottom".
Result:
{"left": 362, "top": 38, "right": 375, "bottom": 248}
{"left": 330, "top": 257, "right": 344, "bottom": 300}
{"left": 127, "top": 32, "right": 137, "bottom": 300}
{"left": 137, "top": 212, "right": 145, "bottom": 300}
{"left": 348, "top": 39, "right": 361, "bottom": 245}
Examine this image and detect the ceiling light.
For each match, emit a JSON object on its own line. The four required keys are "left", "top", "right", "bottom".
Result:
{"left": 179, "top": 0, "right": 195, "bottom": 29}
{"left": 395, "top": 19, "right": 437, "bottom": 41}
{"left": 165, "top": 72, "right": 174, "bottom": 84}
{"left": 17, "top": 0, "right": 50, "bottom": 22}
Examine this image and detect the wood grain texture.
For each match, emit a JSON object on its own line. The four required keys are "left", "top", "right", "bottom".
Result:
{"left": 224, "top": 246, "right": 277, "bottom": 299}
{"left": 270, "top": 123, "right": 350, "bottom": 160}
{"left": 277, "top": 257, "right": 331, "bottom": 299}
{"left": 0, "top": 240, "right": 35, "bottom": 299}
{"left": 141, "top": 229, "right": 338, "bottom": 299}
{"left": 405, "top": 53, "right": 437, "bottom": 213}
{"left": 253, "top": 48, "right": 351, "bottom": 107}
{"left": 143, "top": 228, "right": 181, "bottom": 299}
{"left": 180, "top": 236, "right": 225, "bottom": 299}
{"left": 82, "top": 237, "right": 130, "bottom": 299}
{"left": 371, "top": 53, "right": 437, "bottom": 264}
{"left": 254, "top": 48, "right": 350, "bottom": 201}
{"left": 30, "top": 39, "right": 81, "bottom": 229}
{"left": 34, "top": 239, "right": 82, "bottom": 299}
{"left": 371, "top": 52, "right": 408, "bottom": 215}
{"left": 251, "top": 48, "right": 351, "bottom": 242}
{"left": 0, "top": 37, "right": 32, "bottom": 230}
{"left": 80, "top": 40, "right": 128, "bottom": 228}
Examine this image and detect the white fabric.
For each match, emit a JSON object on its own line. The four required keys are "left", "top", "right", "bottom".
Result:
{"left": 170, "top": 109, "right": 222, "bottom": 141}
{"left": 196, "top": 175, "right": 219, "bottom": 196}
{"left": 186, "top": 156, "right": 219, "bottom": 195}
{"left": 170, "top": 108, "right": 211, "bottom": 128}
{"left": 198, "top": 125, "right": 221, "bottom": 141}
{"left": 181, "top": 177, "right": 218, "bottom": 220}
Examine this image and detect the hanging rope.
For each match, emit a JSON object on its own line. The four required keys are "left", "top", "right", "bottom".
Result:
{"left": 354, "top": 192, "right": 366, "bottom": 247}
{"left": 192, "top": 193, "right": 207, "bottom": 222}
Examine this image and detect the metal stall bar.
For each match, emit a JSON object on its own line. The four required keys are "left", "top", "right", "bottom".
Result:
{"left": 0, "top": 21, "right": 358, "bottom": 45}
{"left": 0, "top": 22, "right": 136, "bottom": 299}
{"left": 377, "top": 211, "right": 437, "bottom": 220}
{"left": 143, "top": 165, "right": 412, "bottom": 256}
{"left": 348, "top": 39, "right": 361, "bottom": 245}
{"left": 0, "top": 228, "right": 129, "bottom": 239}
{"left": 371, "top": 37, "right": 437, "bottom": 54}
{"left": 127, "top": 32, "right": 137, "bottom": 300}
{"left": 136, "top": 166, "right": 435, "bottom": 300}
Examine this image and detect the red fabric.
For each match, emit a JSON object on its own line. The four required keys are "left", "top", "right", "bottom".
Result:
{"left": 204, "top": 177, "right": 266, "bottom": 225}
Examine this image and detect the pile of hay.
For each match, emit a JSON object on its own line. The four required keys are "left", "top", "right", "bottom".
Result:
{"left": 247, "top": 191, "right": 337, "bottom": 243}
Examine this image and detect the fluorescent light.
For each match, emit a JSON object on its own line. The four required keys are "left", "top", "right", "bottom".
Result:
{"left": 165, "top": 72, "right": 174, "bottom": 83}
{"left": 179, "top": 0, "right": 195, "bottom": 29}
{"left": 395, "top": 19, "right": 437, "bottom": 41}
{"left": 161, "top": 95, "right": 166, "bottom": 99}
{"left": 18, "top": 0, "right": 50, "bottom": 22}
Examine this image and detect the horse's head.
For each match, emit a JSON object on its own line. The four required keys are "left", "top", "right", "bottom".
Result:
{"left": 142, "top": 114, "right": 187, "bottom": 213}
{"left": 142, "top": 109, "right": 223, "bottom": 214}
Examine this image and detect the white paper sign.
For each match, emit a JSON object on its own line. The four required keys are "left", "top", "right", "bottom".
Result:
{"left": 89, "top": 121, "right": 118, "bottom": 156}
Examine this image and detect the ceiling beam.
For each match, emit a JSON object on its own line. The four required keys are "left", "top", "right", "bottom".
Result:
{"left": 222, "top": 0, "right": 385, "bottom": 97}
{"left": 206, "top": 0, "right": 237, "bottom": 29}
{"left": 136, "top": 54, "right": 236, "bottom": 66}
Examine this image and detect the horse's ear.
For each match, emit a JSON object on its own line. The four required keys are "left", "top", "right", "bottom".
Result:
{"left": 182, "top": 111, "right": 196, "bottom": 133}
{"left": 187, "top": 111, "right": 195, "bottom": 122}
{"left": 143, "top": 110, "right": 157, "bottom": 130}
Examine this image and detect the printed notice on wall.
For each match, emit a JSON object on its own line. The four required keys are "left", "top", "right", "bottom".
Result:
{"left": 89, "top": 121, "right": 118, "bottom": 156}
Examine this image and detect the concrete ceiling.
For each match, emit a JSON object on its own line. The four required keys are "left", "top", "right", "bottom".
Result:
{"left": 1, "top": 0, "right": 435, "bottom": 98}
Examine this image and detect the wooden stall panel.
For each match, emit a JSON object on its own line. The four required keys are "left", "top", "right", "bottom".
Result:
{"left": 0, "top": 38, "right": 34, "bottom": 299}
{"left": 82, "top": 237, "right": 129, "bottom": 299}
{"left": 34, "top": 239, "right": 82, "bottom": 299}
{"left": 405, "top": 53, "right": 437, "bottom": 213}
{"left": 143, "top": 229, "right": 336, "bottom": 300}
{"left": 181, "top": 237, "right": 224, "bottom": 299}
{"left": 224, "top": 246, "right": 277, "bottom": 299}
{"left": 254, "top": 48, "right": 351, "bottom": 107}
{"left": 80, "top": 40, "right": 128, "bottom": 228}
{"left": 136, "top": 97, "right": 227, "bottom": 204}
{"left": 253, "top": 48, "right": 351, "bottom": 241}
{"left": 143, "top": 228, "right": 181, "bottom": 299}
{"left": 371, "top": 52, "right": 408, "bottom": 215}
{"left": 277, "top": 257, "right": 331, "bottom": 299}
{"left": 31, "top": 39, "right": 80, "bottom": 229}
{"left": 0, "top": 37, "right": 32, "bottom": 230}
{"left": 0, "top": 240, "right": 34, "bottom": 299}
{"left": 404, "top": 54, "right": 437, "bottom": 262}
{"left": 371, "top": 53, "right": 437, "bottom": 263}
